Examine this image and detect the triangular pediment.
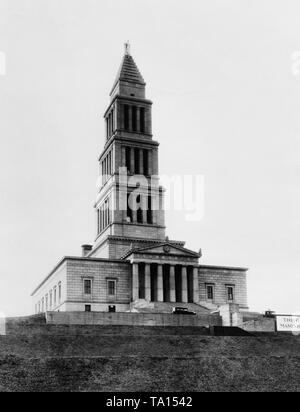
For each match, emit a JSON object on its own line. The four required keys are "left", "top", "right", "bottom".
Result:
{"left": 124, "top": 243, "right": 200, "bottom": 259}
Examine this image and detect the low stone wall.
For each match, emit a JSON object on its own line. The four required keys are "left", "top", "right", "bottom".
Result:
{"left": 241, "top": 318, "right": 276, "bottom": 333}
{"left": 46, "top": 311, "right": 222, "bottom": 327}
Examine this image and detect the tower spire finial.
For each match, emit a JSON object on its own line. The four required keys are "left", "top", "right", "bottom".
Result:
{"left": 124, "top": 41, "right": 131, "bottom": 56}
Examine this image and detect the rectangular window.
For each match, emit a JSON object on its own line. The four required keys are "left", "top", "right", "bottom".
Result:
{"left": 136, "top": 195, "right": 143, "bottom": 223}
{"left": 227, "top": 286, "right": 234, "bottom": 302}
{"left": 147, "top": 195, "right": 152, "bottom": 224}
{"left": 101, "top": 207, "right": 104, "bottom": 232}
{"left": 84, "top": 279, "right": 92, "bottom": 295}
{"left": 111, "top": 108, "right": 115, "bottom": 134}
{"left": 125, "top": 147, "right": 131, "bottom": 173}
{"left": 109, "top": 151, "right": 112, "bottom": 175}
{"left": 99, "top": 197, "right": 111, "bottom": 232}
{"left": 124, "top": 105, "right": 129, "bottom": 130}
{"left": 85, "top": 305, "right": 91, "bottom": 312}
{"left": 132, "top": 106, "right": 137, "bottom": 132}
{"left": 106, "top": 118, "right": 109, "bottom": 140}
{"left": 107, "top": 280, "right": 116, "bottom": 297}
{"left": 102, "top": 159, "right": 106, "bottom": 185}
{"left": 107, "top": 155, "right": 109, "bottom": 176}
{"left": 127, "top": 193, "right": 133, "bottom": 222}
{"left": 97, "top": 209, "right": 100, "bottom": 235}
{"left": 134, "top": 148, "right": 140, "bottom": 174}
{"left": 140, "top": 108, "right": 145, "bottom": 133}
{"left": 143, "top": 150, "right": 149, "bottom": 175}
{"left": 206, "top": 285, "right": 214, "bottom": 301}
{"left": 109, "top": 113, "right": 112, "bottom": 137}
{"left": 104, "top": 201, "right": 107, "bottom": 228}
{"left": 108, "top": 198, "right": 111, "bottom": 225}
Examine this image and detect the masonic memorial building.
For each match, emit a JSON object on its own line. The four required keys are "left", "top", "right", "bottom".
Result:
{"left": 32, "top": 46, "right": 249, "bottom": 316}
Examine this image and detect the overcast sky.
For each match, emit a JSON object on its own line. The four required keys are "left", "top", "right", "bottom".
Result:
{"left": 0, "top": 0, "right": 300, "bottom": 317}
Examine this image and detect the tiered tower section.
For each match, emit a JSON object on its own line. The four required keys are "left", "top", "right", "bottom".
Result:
{"left": 89, "top": 45, "right": 167, "bottom": 259}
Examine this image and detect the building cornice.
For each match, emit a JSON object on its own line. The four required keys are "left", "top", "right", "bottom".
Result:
{"left": 199, "top": 265, "right": 249, "bottom": 272}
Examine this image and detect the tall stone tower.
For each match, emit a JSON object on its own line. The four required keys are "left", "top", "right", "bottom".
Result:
{"left": 32, "top": 44, "right": 249, "bottom": 315}
{"left": 88, "top": 44, "right": 169, "bottom": 260}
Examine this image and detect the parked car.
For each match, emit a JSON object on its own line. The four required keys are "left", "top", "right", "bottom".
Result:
{"left": 172, "top": 307, "right": 196, "bottom": 315}
{"left": 264, "top": 310, "right": 276, "bottom": 318}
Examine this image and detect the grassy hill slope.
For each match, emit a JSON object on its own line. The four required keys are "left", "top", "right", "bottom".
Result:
{"left": 0, "top": 320, "right": 299, "bottom": 392}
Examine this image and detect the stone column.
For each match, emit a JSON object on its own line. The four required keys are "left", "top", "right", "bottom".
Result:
{"left": 170, "top": 265, "right": 176, "bottom": 303}
{"left": 145, "top": 263, "right": 151, "bottom": 302}
{"left": 132, "top": 263, "right": 139, "bottom": 302}
{"left": 181, "top": 266, "right": 188, "bottom": 303}
{"left": 157, "top": 264, "right": 164, "bottom": 302}
{"left": 193, "top": 267, "right": 199, "bottom": 303}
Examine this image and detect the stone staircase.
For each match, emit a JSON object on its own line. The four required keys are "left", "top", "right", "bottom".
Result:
{"left": 130, "top": 300, "right": 212, "bottom": 315}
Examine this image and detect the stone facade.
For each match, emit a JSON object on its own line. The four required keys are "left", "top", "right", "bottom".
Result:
{"left": 32, "top": 45, "right": 249, "bottom": 317}
{"left": 199, "top": 266, "right": 248, "bottom": 310}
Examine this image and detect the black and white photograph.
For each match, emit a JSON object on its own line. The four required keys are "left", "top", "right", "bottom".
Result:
{"left": 0, "top": 0, "right": 300, "bottom": 396}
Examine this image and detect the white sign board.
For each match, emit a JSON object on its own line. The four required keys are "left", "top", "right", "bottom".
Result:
{"left": 276, "top": 315, "right": 300, "bottom": 333}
